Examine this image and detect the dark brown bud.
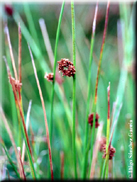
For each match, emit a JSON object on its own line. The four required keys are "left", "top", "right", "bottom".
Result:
{"left": 44, "top": 73, "right": 54, "bottom": 82}
{"left": 4, "top": 4, "right": 13, "bottom": 17}
{"left": 58, "top": 58, "right": 76, "bottom": 77}
{"left": 88, "top": 113, "right": 100, "bottom": 128}
{"left": 102, "top": 145, "right": 116, "bottom": 160}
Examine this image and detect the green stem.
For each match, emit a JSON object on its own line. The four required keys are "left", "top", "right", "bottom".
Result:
{"left": 50, "top": 0, "right": 65, "bottom": 149}
{"left": 71, "top": 1, "right": 77, "bottom": 178}
{"left": 88, "top": 2, "right": 110, "bottom": 178}
{"left": 105, "top": 83, "right": 110, "bottom": 178}
{"left": 82, "top": 3, "right": 98, "bottom": 178}
{"left": 48, "top": 1, "right": 65, "bottom": 178}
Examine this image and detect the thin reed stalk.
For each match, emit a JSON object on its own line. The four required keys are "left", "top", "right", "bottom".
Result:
{"left": 105, "top": 82, "right": 111, "bottom": 178}
{"left": 88, "top": 1, "right": 110, "bottom": 178}
{"left": 82, "top": 3, "right": 98, "bottom": 178}
{"left": 4, "top": 24, "right": 22, "bottom": 148}
{"left": 50, "top": 1, "right": 65, "bottom": 147}
{"left": 28, "top": 45, "right": 53, "bottom": 179}
{"left": 71, "top": 1, "right": 77, "bottom": 178}
{"left": 24, "top": 3, "right": 40, "bottom": 47}
{"left": 47, "top": 2, "right": 65, "bottom": 178}
{"left": 18, "top": 23, "right": 22, "bottom": 151}
{"left": 18, "top": 23, "right": 22, "bottom": 83}
{"left": 4, "top": 25, "right": 18, "bottom": 80}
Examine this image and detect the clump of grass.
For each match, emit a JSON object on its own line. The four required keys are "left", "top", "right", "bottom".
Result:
{"left": 3, "top": 23, "right": 36, "bottom": 179}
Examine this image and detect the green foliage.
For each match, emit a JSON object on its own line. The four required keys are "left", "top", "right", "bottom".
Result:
{"left": 0, "top": 2, "right": 135, "bottom": 179}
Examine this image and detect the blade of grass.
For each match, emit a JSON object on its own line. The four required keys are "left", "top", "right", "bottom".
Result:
{"left": 71, "top": 1, "right": 77, "bottom": 178}
{"left": 18, "top": 23, "right": 23, "bottom": 151}
{"left": 28, "top": 45, "right": 53, "bottom": 179}
{"left": 4, "top": 24, "right": 18, "bottom": 80}
{"left": 88, "top": 1, "right": 110, "bottom": 178}
{"left": 18, "top": 23, "right": 22, "bottom": 83}
{"left": 23, "top": 3, "right": 40, "bottom": 48}
{"left": 50, "top": 1, "right": 65, "bottom": 148}
{"left": 48, "top": 2, "right": 65, "bottom": 178}
{"left": 105, "top": 82, "right": 111, "bottom": 178}
{"left": 21, "top": 100, "right": 32, "bottom": 164}
{"left": 82, "top": 3, "right": 98, "bottom": 178}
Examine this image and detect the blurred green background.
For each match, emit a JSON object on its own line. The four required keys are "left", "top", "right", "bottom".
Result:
{"left": 0, "top": 1, "right": 135, "bottom": 179}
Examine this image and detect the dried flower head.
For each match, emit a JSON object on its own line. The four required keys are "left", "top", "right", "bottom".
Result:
{"left": 57, "top": 58, "right": 76, "bottom": 77}
{"left": 44, "top": 73, "right": 54, "bottom": 82}
{"left": 102, "top": 145, "right": 116, "bottom": 160}
{"left": 99, "top": 136, "right": 116, "bottom": 160}
{"left": 9, "top": 77, "right": 22, "bottom": 92}
{"left": 88, "top": 113, "right": 100, "bottom": 128}
{"left": 4, "top": 4, "right": 13, "bottom": 17}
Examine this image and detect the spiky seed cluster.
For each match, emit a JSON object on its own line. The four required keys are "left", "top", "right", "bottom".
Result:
{"left": 57, "top": 58, "right": 76, "bottom": 77}
{"left": 99, "top": 137, "right": 116, "bottom": 160}
{"left": 44, "top": 73, "right": 54, "bottom": 82}
{"left": 102, "top": 145, "right": 116, "bottom": 160}
{"left": 88, "top": 113, "right": 100, "bottom": 128}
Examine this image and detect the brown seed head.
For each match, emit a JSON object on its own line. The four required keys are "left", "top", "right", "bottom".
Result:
{"left": 44, "top": 73, "right": 54, "bottom": 82}
{"left": 4, "top": 4, "right": 13, "bottom": 17}
{"left": 88, "top": 113, "right": 100, "bottom": 128}
{"left": 102, "top": 144, "right": 116, "bottom": 160}
{"left": 57, "top": 58, "right": 76, "bottom": 77}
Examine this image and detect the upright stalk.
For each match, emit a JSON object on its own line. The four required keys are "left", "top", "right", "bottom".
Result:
{"left": 71, "top": 1, "right": 77, "bottom": 178}
{"left": 28, "top": 45, "right": 53, "bottom": 179}
{"left": 88, "top": 1, "right": 110, "bottom": 178}
{"left": 48, "top": 2, "right": 65, "bottom": 178}
{"left": 50, "top": 1, "right": 65, "bottom": 148}
{"left": 82, "top": 3, "right": 98, "bottom": 178}
{"left": 105, "top": 82, "right": 110, "bottom": 178}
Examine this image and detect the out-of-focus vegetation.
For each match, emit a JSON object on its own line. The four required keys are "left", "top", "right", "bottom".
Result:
{"left": 0, "top": 1, "right": 135, "bottom": 179}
